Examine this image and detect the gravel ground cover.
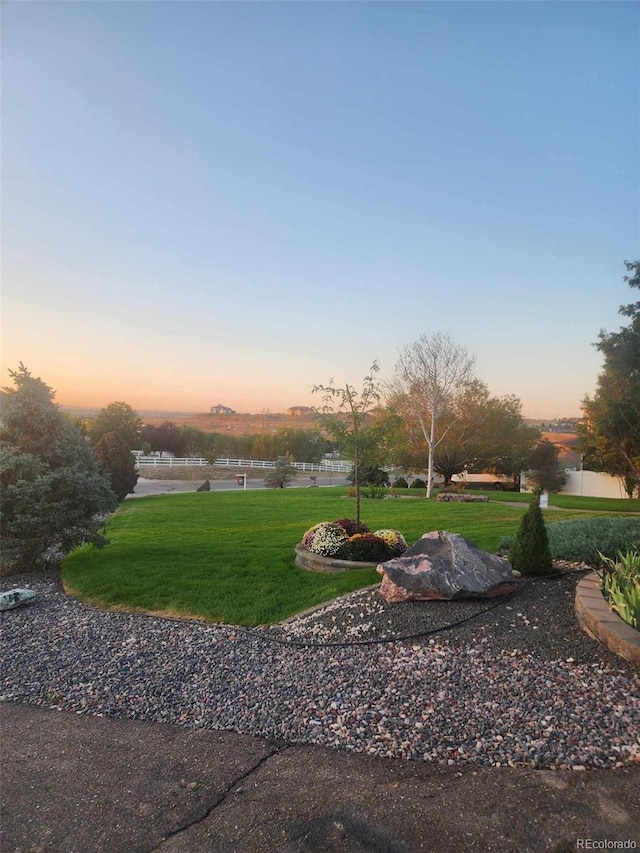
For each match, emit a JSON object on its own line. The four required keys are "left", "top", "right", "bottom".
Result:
{"left": 1, "top": 568, "right": 638, "bottom": 771}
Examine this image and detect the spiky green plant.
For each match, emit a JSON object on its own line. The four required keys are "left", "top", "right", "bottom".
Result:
{"left": 597, "top": 550, "right": 640, "bottom": 630}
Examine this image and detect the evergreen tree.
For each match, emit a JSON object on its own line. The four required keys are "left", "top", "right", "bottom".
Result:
{"left": 508, "top": 497, "right": 555, "bottom": 577}
{"left": 93, "top": 431, "right": 139, "bottom": 501}
{"left": 0, "top": 364, "right": 117, "bottom": 573}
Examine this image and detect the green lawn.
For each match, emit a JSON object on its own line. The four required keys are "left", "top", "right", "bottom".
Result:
{"left": 62, "top": 487, "right": 621, "bottom": 626}
{"left": 483, "top": 490, "right": 640, "bottom": 512}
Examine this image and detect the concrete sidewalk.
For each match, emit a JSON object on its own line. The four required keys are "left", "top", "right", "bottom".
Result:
{"left": 2, "top": 702, "right": 639, "bottom": 852}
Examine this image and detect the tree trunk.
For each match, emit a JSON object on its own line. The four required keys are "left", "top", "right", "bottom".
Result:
{"left": 426, "top": 407, "right": 436, "bottom": 498}
{"left": 355, "top": 453, "right": 361, "bottom": 528}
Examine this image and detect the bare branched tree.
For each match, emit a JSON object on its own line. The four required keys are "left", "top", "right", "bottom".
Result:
{"left": 390, "top": 332, "right": 476, "bottom": 497}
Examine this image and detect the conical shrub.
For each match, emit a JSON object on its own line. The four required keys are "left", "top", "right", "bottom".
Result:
{"left": 508, "top": 498, "right": 555, "bottom": 577}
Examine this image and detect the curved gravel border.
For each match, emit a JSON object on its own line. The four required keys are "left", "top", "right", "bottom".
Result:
{"left": 1, "top": 570, "right": 638, "bottom": 770}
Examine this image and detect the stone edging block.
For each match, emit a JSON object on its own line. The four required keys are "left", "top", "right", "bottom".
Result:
{"left": 575, "top": 572, "right": 640, "bottom": 666}
{"left": 294, "top": 544, "right": 378, "bottom": 573}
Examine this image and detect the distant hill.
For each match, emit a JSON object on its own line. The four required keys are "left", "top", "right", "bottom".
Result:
{"left": 540, "top": 430, "right": 581, "bottom": 469}
{"left": 59, "top": 406, "right": 321, "bottom": 435}
{"left": 142, "top": 410, "right": 320, "bottom": 435}
{"left": 58, "top": 407, "right": 583, "bottom": 452}
{"left": 60, "top": 405, "right": 200, "bottom": 420}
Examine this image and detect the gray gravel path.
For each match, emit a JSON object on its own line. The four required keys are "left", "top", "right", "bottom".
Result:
{"left": 1, "top": 569, "right": 638, "bottom": 771}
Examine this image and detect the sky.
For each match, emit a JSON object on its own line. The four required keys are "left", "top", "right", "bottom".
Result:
{"left": 2, "top": 1, "right": 639, "bottom": 419}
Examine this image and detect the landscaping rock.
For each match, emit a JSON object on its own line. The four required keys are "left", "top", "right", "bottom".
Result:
{"left": 377, "top": 530, "right": 516, "bottom": 602}
{"left": 0, "top": 588, "right": 36, "bottom": 611}
{"left": 435, "top": 493, "right": 488, "bottom": 503}
{"left": 196, "top": 480, "right": 211, "bottom": 492}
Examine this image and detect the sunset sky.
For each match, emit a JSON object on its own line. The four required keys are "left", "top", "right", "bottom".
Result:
{"left": 2, "top": 2, "right": 638, "bottom": 418}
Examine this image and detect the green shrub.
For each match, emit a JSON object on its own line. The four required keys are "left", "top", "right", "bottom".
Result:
{"left": 263, "top": 458, "right": 297, "bottom": 489}
{"left": 546, "top": 517, "right": 640, "bottom": 567}
{"left": 347, "top": 466, "right": 390, "bottom": 487}
{"left": 346, "top": 484, "right": 386, "bottom": 498}
{"left": 497, "top": 535, "right": 514, "bottom": 556}
{"left": 411, "top": 478, "right": 427, "bottom": 489}
{"left": 498, "top": 516, "right": 640, "bottom": 567}
{"left": 336, "top": 533, "right": 393, "bottom": 562}
{"left": 1, "top": 366, "right": 117, "bottom": 573}
{"left": 93, "top": 431, "right": 138, "bottom": 501}
{"left": 508, "top": 499, "right": 555, "bottom": 577}
{"left": 362, "top": 486, "right": 387, "bottom": 499}
{"left": 597, "top": 550, "right": 640, "bottom": 630}
{"left": 392, "top": 476, "right": 408, "bottom": 489}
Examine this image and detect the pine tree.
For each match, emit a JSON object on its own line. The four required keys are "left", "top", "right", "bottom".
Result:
{"left": 1, "top": 364, "right": 117, "bottom": 573}
{"left": 508, "top": 498, "right": 555, "bottom": 577}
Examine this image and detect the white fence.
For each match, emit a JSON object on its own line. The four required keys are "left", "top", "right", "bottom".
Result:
{"left": 135, "top": 456, "right": 352, "bottom": 473}
{"left": 134, "top": 457, "right": 634, "bottom": 496}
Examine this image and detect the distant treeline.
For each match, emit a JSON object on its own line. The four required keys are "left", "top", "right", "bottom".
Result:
{"left": 139, "top": 422, "right": 331, "bottom": 463}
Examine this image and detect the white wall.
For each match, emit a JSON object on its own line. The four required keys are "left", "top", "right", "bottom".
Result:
{"left": 560, "top": 470, "right": 628, "bottom": 499}
{"left": 522, "top": 470, "right": 628, "bottom": 499}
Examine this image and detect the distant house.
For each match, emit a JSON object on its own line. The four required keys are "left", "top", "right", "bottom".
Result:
{"left": 546, "top": 419, "right": 581, "bottom": 433}
{"left": 287, "top": 406, "right": 315, "bottom": 417}
{"left": 210, "top": 404, "right": 236, "bottom": 415}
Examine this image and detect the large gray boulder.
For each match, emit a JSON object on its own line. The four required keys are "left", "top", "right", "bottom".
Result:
{"left": 377, "top": 530, "right": 516, "bottom": 602}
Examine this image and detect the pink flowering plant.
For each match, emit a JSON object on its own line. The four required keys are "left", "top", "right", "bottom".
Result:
{"left": 333, "top": 518, "right": 370, "bottom": 536}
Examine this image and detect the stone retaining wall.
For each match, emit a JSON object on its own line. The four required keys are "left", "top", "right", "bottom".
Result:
{"left": 294, "top": 544, "right": 378, "bottom": 573}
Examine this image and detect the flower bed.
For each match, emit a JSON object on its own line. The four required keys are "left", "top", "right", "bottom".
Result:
{"left": 297, "top": 519, "right": 407, "bottom": 572}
